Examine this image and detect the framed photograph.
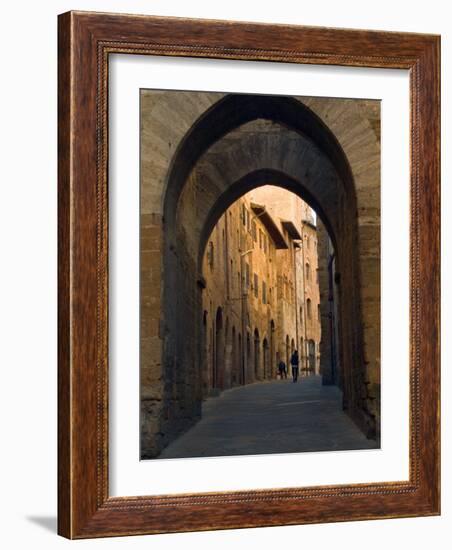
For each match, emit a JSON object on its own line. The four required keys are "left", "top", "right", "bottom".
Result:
{"left": 58, "top": 11, "right": 440, "bottom": 538}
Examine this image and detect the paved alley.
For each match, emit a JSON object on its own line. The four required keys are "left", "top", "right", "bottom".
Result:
{"left": 159, "top": 376, "right": 378, "bottom": 459}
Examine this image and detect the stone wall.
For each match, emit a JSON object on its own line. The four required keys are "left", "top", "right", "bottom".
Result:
{"left": 318, "top": 220, "right": 341, "bottom": 387}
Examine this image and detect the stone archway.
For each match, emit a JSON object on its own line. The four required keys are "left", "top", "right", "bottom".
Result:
{"left": 140, "top": 92, "right": 380, "bottom": 457}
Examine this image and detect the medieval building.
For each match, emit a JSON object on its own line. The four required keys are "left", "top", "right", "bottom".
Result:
{"left": 201, "top": 186, "right": 321, "bottom": 396}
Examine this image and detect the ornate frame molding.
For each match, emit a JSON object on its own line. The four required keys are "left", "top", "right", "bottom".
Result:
{"left": 58, "top": 11, "right": 440, "bottom": 538}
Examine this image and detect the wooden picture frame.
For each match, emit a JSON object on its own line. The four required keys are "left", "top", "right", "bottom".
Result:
{"left": 58, "top": 11, "right": 440, "bottom": 538}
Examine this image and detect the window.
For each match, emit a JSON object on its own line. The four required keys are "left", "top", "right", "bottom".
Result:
{"left": 252, "top": 220, "right": 257, "bottom": 241}
{"left": 305, "top": 263, "right": 310, "bottom": 281}
{"left": 263, "top": 234, "right": 267, "bottom": 253}
{"left": 242, "top": 204, "right": 247, "bottom": 226}
{"left": 307, "top": 298, "right": 312, "bottom": 319}
{"left": 245, "top": 263, "right": 250, "bottom": 289}
{"left": 259, "top": 229, "right": 263, "bottom": 249}
{"left": 253, "top": 273, "right": 259, "bottom": 298}
{"left": 262, "top": 281, "right": 267, "bottom": 304}
{"left": 306, "top": 236, "right": 310, "bottom": 249}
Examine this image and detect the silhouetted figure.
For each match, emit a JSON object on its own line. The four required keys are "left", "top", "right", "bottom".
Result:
{"left": 278, "top": 360, "right": 287, "bottom": 379}
{"left": 290, "top": 350, "right": 299, "bottom": 382}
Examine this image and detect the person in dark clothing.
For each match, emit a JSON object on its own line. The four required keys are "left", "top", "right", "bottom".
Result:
{"left": 278, "top": 359, "right": 287, "bottom": 379}
{"left": 290, "top": 350, "right": 299, "bottom": 382}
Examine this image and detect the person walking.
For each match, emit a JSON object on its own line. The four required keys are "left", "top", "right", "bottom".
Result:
{"left": 278, "top": 359, "right": 287, "bottom": 379}
{"left": 290, "top": 350, "right": 299, "bottom": 382}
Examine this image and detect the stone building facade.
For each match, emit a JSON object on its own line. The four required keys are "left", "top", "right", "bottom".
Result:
{"left": 201, "top": 186, "right": 321, "bottom": 397}
{"left": 249, "top": 187, "right": 322, "bottom": 376}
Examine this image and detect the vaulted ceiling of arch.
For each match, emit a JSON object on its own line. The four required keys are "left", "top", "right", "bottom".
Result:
{"left": 175, "top": 119, "right": 345, "bottom": 263}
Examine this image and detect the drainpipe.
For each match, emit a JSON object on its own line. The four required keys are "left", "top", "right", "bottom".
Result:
{"left": 240, "top": 248, "right": 251, "bottom": 385}
{"left": 300, "top": 223, "right": 308, "bottom": 373}
{"left": 294, "top": 244, "right": 301, "bottom": 355}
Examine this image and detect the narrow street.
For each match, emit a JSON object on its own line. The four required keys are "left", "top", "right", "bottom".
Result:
{"left": 159, "top": 376, "right": 378, "bottom": 459}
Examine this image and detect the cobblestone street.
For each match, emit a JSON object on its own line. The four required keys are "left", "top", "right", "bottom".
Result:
{"left": 159, "top": 376, "right": 378, "bottom": 459}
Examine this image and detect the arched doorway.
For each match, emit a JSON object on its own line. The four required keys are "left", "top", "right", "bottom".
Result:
{"left": 214, "top": 307, "right": 224, "bottom": 390}
{"left": 262, "top": 338, "right": 269, "bottom": 379}
{"left": 231, "top": 326, "right": 238, "bottom": 386}
{"left": 307, "top": 298, "right": 312, "bottom": 320}
{"left": 285, "top": 335, "right": 290, "bottom": 371}
{"left": 254, "top": 329, "right": 260, "bottom": 381}
{"left": 308, "top": 339, "right": 316, "bottom": 374}
{"left": 238, "top": 332, "right": 244, "bottom": 385}
{"left": 300, "top": 336, "right": 305, "bottom": 376}
{"left": 290, "top": 338, "right": 295, "bottom": 376}
{"left": 246, "top": 332, "right": 251, "bottom": 384}
{"left": 270, "top": 320, "right": 275, "bottom": 378}
{"left": 224, "top": 317, "right": 230, "bottom": 389}
{"left": 202, "top": 310, "right": 208, "bottom": 394}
